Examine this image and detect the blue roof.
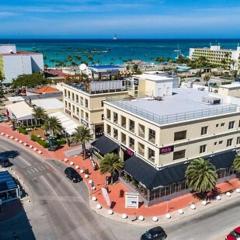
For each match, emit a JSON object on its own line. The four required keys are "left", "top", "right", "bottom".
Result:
{"left": 89, "top": 65, "right": 121, "bottom": 70}
{"left": 0, "top": 171, "right": 17, "bottom": 192}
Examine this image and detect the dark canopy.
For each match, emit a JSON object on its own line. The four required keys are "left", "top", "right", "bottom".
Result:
{"left": 91, "top": 136, "right": 119, "bottom": 155}
{"left": 124, "top": 150, "right": 237, "bottom": 190}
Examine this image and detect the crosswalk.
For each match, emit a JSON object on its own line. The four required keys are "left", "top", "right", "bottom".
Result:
{"left": 24, "top": 165, "right": 50, "bottom": 177}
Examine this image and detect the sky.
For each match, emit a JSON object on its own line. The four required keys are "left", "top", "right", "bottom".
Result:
{"left": 1, "top": 0, "right": 240, "bottom": 38}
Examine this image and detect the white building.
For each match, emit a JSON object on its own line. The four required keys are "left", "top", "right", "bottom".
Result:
{"left": 189, "top": 45, "right": 240, "bottom": 71}
{"left": 0, "top": 44, "right": 44, "bottom": 84}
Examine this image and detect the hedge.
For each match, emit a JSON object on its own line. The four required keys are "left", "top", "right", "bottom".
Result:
{"left": 31, "top": 134, "right": 49, "bottom": 148}
{"left": 18, "top": 127, "right": 28, "bottom": 135}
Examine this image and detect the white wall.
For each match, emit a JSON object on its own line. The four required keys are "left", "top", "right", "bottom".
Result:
{"left": 3, "top": 55, "right": 32, "bottom": 83}
{"left": 31, "top": 54, "right": 44, "bottom": 72}
{"left": 0, "top": 45, "right": 16, "bottom": 54}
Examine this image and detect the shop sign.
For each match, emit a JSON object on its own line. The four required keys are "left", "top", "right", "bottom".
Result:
{"left": 160, "top": 145, "right": 174, "bottom": 154}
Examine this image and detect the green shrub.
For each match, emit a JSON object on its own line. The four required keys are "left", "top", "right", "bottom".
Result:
{"left": 30, "top": 134, "right": 49, "bottom": 148}
{"left": 57, "top": 138, "right": 66, "bottom": 145}
{"left": 18, "top": 127, "right": 28, "bottom": 135}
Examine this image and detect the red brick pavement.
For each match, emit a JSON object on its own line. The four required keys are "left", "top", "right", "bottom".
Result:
{"left": 1, "top": 122, "right": 240, "bottom": 217}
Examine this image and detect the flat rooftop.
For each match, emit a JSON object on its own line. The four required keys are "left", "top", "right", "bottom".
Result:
{"left": 138, "top": 72, "right": 176, "bottom": 82}
{"left": 219, "top": 82, "right": 240, "bottom": 89}
{"left": 107, "top": 88, "right": 238, "bottom": 125}
{"left": 89, "top": 65, "right": 123, "bottom": 73}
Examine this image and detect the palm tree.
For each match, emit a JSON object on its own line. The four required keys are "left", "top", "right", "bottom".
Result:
{"left": 233, "top": 155, "right": 240, "bottom": 173}
{"left": 43, "top": 116, "right": 63, "bottom": 137}
{"left": 32, "top": 107, "right": 47, "bottom": 124}
{"left": 185, "top": 158, "right": 217, "bottom": 194}
{"left": 72, "top": 126, "right": 92, "bottom": 158}
{"left": 100, "top": 153, "right": 124, "bottom": 183}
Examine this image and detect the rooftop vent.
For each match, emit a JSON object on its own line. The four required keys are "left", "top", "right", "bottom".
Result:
{"left": 202, "top": 96, "right": 221, "bottom": 105}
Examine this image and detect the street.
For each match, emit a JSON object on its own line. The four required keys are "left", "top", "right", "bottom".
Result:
{"left": 0, "top": 136, "right": 240, "bottom": 240}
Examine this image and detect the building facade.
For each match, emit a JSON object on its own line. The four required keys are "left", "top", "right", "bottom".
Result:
{"left": 100, "top": 87, "right": 240, "bottom": 204}
{"left": 62, "top": 81, "right": 130, "bottom": 138}
{"left": 0, "top": 44, "right": 44, "bottom": 83}
{"left": 189, "top": 45, "right": 240, "bottom": 71}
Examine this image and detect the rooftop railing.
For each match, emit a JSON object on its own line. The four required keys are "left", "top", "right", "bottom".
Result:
{"left": 110, "top": 101, "right": 238, "bottom": 125}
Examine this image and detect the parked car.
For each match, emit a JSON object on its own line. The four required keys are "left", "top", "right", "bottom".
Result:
{"left": 141, "top": 226, "right": 167, "bottom": 240}
{"left": 0, "top": 157, "right": 12, "bottom": 168}
{"left": 64, "top": 167, "right": 82, "bottom": 183}
{"left": 226, "top": 227, "right": 240, "bottom": 240}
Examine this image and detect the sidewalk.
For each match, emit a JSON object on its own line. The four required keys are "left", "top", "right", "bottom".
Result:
{"left": 1, "top": 122, "right": 240, "bottom": 222}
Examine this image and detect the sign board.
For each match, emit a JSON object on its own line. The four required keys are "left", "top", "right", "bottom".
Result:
{"left": 101, "top": 187, "right": 111, "bottom": 207}
{"left": 125, "top": 192, "right": 139, "bottom": 209}
{"left": 160, "top": 145, "right": 174, "bottom": 154}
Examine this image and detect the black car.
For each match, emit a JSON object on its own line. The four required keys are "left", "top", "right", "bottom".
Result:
{"left": 64, "top": 167, "right": 82, "bottom": 183}
{"left": 0, "top": 157, "right": 12, "bottom": 168}
{"left": 141, "top": 227, "right": 167, "bottom": 240}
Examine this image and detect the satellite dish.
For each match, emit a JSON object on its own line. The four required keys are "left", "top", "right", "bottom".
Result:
{"left": 79, "top": 63, "right": 87, "bottom": 71}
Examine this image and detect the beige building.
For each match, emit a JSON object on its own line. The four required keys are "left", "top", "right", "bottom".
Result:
{"left": 189, "top": 45, "right": 240, "bottom": 71}
{"left": 62, "top": 81, "right": 130, "bottom": 138}
{"left": 218, "top": 82, "right": 240, "bottom": 97}
{"left": 62, "top": 72, "right": 179, "bottom": 138}
{"left": 96, "top": 87, "right": 240, "bottom": 204}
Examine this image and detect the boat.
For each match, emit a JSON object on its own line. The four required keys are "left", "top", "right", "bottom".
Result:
{"left": 113, "top": 34, "right": 118, "bottom": 41}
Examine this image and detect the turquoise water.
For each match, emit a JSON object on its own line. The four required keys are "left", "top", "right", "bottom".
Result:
{"left": 1, "top": 39, "right": 240, "bottom": 66}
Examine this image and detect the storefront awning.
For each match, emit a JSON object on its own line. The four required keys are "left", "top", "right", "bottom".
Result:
{"left": 0, "top": 171, "right": 17, "bottom": 192}
{"left": 124, "top": 150, "right": 237, "bottom": 190}
{"left": 91, "top": 136, "right": 119, "bottom": 155}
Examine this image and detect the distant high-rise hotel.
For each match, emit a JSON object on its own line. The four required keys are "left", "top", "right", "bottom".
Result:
{"left": 189, "top": 45, "right": 240, "bottom": 71}
{"left": 0, "top": 44, "right": 44, "bottom": 83}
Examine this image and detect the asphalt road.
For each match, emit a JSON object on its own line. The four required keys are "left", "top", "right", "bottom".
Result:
{"left": 0, "top": 136, "right": 240, "bottom": 240}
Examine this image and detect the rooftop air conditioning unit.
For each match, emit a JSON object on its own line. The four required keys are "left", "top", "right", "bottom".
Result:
{"left": 202, "top": 96, "right": 221, "bottom": 105}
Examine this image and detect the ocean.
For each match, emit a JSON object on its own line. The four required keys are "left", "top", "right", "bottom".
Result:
{"left": 1, "top": 39, "right": 240, "bottom": 67}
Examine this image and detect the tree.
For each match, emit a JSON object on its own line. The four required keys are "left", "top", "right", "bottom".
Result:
{"left": 185, "top": 158, "right": 217, "bottom": 194}
{"left": 32, "top": 107, "right": 47, "bottom": 124}
{"left": 12, "top": 73, "right": 48, "bottom": 88}
{"left": 43, "top": 116, "right": 63, "bottom": 137}
{"left": 72, "top": 126, "right": 92, "bottom": 158}
{"left": 100, "top": 153, "right": 124, "bottom": 182}
{"left": 233, "top": 155, "right": 240, "bottom": 173}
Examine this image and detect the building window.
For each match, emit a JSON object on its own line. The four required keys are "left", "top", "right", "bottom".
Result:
{"left": 64, "top": 89, "right": 67, "bottom": 97}
{"left": 72, "top": 105, "right": 75, "bottom": 113}
{"left": 238, "top": 120, "right": 240, "bottom": 127}
{"left": 219, "top": 140, "right": 223, "bottom": 144}
{"left": 113, "top": 128, "right": 118, "bottom": 140}
{"left": 106, "top": 109, "right": 111, "bottom": 120}
{"left": 113, "top": 112, "right": 118, "bottom": 124}
{"left": 80, "top": 97, "right": 83, "bottom": 106}
{"left": 129, "top": 137, "right": 135, "bottom": 150}
{"left": 72, "top": 93, "right": 75, "bottom": 101}
{"left": 85, "top": 112, "right": 89, "bottom": 121}
{"left": 201, "top": 126, "right": 208, "bottom": 135}
{"left": 227, "top": 138, "right": 233, "bottom": 147}
{"left": 138, "top": 124, "right": 145, "bottom": 138}
{"left": 107, "top": 125, "right": 111, "bottom": 135}
{"left": 101, "top": 100, "right": 104, "bottom": 107}
{"left": 228, "top": 121, "right": 235, "bottom": 129}
{"left": 214, "top": 142, "right": 217, "bottom": 145}
{"left": 148, "top": 129, "right": 156, "bottom": 143}
{"left": 101, "top": 114, "right": 104, "bottom": 120}
{"left": 76, "top": 95, "right": 79, "bottom": 103}
{"left": 173, "top": 150, "right": 186, "bottom": 160}
{"left": 148, "top": 148, "right": 155, "bottom": 162}
{"left": 237, "top": 137, "right": 240, "bottom": 145}
{"left": 65, "top": 101, "right": 67, "bottom": 107}
{"left": 200, "top": 144, "right": 206, "bottom": 153}
{"left": 174, "top": 130, "right": 187, "bottom": 141}
{"left": 85, "top": 99, "right": 88, "bottom": 108}
{"left": 216, "top": 124, "right": 219, "bottom": 127}
{"left": 121, "top": 116, "right": 126, "bottom": 128}
{"left": 68, "top": 103, "right": 71, "bottom": 110}
{"left": 121, "top": 133, "right": 126, "bottom": 145}
{"left": 221, "top": 122, "right": 225, "bottom": 127}
{"left": 129, "top": 120, "right": 135, "bottom": 133}
{"left": 68, "top": 91, "right": 70, "bottom": 98}
{"left": 138, "top": 142, "right": 145, "bottom": 156}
